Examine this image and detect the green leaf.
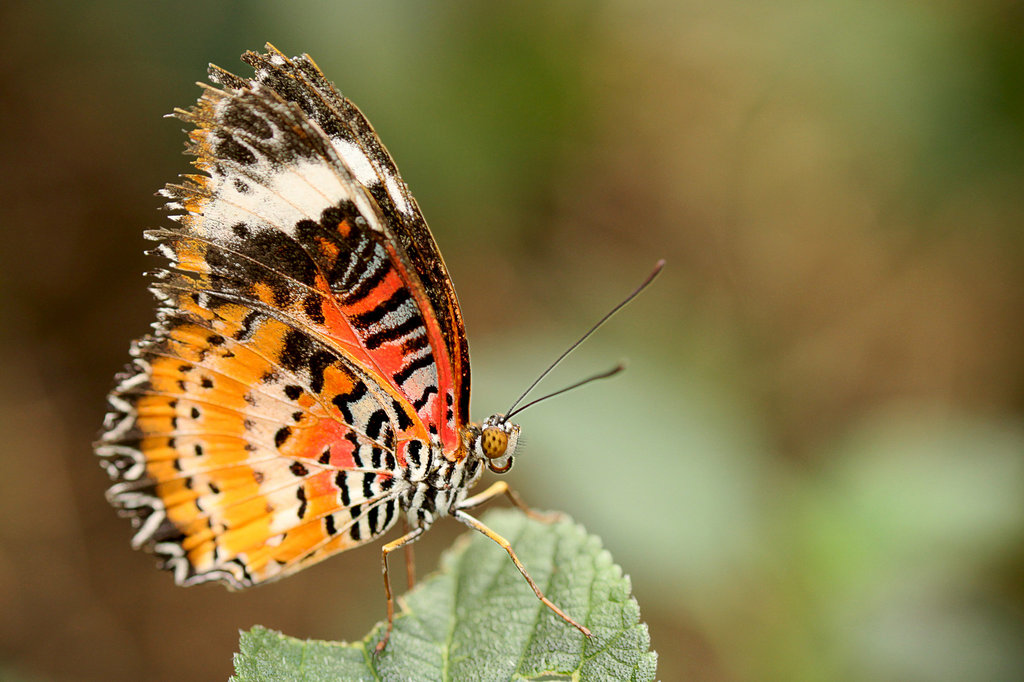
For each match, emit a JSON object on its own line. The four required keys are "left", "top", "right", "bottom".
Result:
{"left": 232, "top": 509, "right": 657, "bottom": 681}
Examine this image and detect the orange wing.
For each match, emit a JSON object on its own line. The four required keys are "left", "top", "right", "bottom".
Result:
{"left": 97, "top": 46, "right": 462, "bottom": 586}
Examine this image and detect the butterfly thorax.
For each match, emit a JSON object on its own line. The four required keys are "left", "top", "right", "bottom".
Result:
{"left": 399, "top": 415, "right": 519, "bottom": 529}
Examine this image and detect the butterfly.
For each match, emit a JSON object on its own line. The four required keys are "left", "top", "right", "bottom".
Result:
{"left": 96, "top": 44, "right": 607, "bottom": 650}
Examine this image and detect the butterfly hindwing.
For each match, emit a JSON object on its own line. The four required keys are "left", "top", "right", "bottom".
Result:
{"left": 100, "top": 301, "right": 407, "bottom": 586}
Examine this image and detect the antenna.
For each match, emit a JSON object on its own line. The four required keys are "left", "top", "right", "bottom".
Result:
{"left": 503, "top": 259, "right": 665, "bottom": 418}
{"left": 505, "top": 363, "right": 625, "bottom": 420}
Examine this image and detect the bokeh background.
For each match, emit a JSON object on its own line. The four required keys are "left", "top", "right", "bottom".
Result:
{"left": 2, "top": 2, "right": 1023, "bottom": 680}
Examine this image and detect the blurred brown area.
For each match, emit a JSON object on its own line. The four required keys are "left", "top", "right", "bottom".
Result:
{"left": 1, "top": 2, "right": 1022, "bottom": 681}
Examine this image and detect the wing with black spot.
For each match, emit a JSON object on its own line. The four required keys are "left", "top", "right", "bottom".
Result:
{"left": 96, "top": 46, "right": 474, "bottom": 587}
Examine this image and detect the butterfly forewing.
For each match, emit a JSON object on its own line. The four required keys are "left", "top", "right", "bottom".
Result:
{"left": 98, "top": 45, "right": 465, "bottom": 587}
{"left": 213, "top": 45, "right": 468, "bottom": 444}
{"left": 228, "top": 47, "right": 470, "bottom": 430}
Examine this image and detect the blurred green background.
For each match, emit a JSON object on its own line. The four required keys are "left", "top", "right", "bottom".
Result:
{"left": 2, "top": 1, "right": 1023, "bottom": 680}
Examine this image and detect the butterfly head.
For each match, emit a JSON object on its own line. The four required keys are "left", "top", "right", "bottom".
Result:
{"left": 472, "top": 414, "right": 520, "bottom": 474}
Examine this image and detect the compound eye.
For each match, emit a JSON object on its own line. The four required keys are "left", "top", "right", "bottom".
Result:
{"left": 480, "top": 427, "right": 509, "bottom": 459}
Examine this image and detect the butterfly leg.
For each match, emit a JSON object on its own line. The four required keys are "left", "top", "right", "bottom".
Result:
{"left": 452, "top": 509, "right": 592, "bottom": 639}
{"left": 375, "top": 525, "right": 425, "bottom": 654}
{"left": 402, "top": 518, "right": 416, "bottom": 590}
{"left": 458, "top": 480, "right": 563, "bottom": 524}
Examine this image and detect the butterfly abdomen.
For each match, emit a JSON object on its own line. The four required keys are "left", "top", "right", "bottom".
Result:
{"left": 399, "top": 450, "right": 485, "bottom": 528}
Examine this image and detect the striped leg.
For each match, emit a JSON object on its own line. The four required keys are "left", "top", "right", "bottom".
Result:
{"left": 457, "top": 480, "right": 563, "bottom": 524}
{"left": 453, "top": 509, "right": 592, "bottom": 639}
{"left": 375, "top": 526, "right": 425, "bottom": 654}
